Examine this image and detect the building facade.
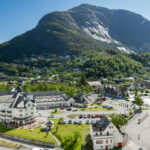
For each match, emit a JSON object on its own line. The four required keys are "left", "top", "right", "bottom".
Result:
{"left": 91, "top": 117, "right": 123, "bottom": 150}
{"left": 104, "top": 85, "right": 127, "bottom": 98}
{"left": 28, "top": 91, "right": 75, "bottom": 110}
{"left": 0, "top": 91, "right": 37, "bottom": 127}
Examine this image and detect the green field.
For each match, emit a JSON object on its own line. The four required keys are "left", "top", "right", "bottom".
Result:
{"left": 0, "top": 125, "right": 56, "bottom": 143}
{"left": 79, "top": 106, "right": 115, "bottom": 111}
{"left": 68, "top": 114, "right": 80, "bottom": 118}
{"left": 50, "top": 119, "right": 91, "bottom": 150}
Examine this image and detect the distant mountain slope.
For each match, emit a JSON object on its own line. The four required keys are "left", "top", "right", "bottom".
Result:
{"left": 0, "top": 4, "right": 150, "bottom": 61}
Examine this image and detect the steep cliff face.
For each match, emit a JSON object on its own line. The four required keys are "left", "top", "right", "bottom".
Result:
{"left": 1, "top": 4, "right": 150, "bottom": 61}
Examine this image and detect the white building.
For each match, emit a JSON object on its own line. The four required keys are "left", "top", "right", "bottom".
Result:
{"left": 0, "top": 91, "right": 37, "bottom": 127}
{"left": 91, "top": 117, "right": 123, "bottom": 150}
{"left": 28, "top": 91, "right": 75, "bottom": 110}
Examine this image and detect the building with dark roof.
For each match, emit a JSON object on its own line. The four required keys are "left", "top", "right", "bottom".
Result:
{"left": 104, "top": 85, "right": 127, "bottom": 98}
{"left": 91, "top": 116, "right": 123, "bottom": 150}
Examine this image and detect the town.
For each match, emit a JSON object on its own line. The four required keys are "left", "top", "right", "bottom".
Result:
{"left": 0, "top": 74, "right": 150, "bottom": 150}
{"left": 1, "top": 1, "right": 150, "bottom": 150}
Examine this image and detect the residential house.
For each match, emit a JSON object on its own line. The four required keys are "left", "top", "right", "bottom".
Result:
{"left": 104, "top": 85, "right": 127, "bottom": 98}
{"left": 87, "top": 81, "right": 103, "bottom": 94}
{"left": 91, "top": 116, "right": 123, "bottom": 150}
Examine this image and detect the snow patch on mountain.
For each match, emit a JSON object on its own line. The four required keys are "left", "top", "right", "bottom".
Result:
{"left": 82, "top": 22, "right": 118, "bottom": 44}
{"left": 117, "top": 47, "right": 135, "bottom": 54}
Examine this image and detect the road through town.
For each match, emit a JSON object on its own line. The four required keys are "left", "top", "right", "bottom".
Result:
{"left": 123, "top": 110, "right": 150, "bottom": 150}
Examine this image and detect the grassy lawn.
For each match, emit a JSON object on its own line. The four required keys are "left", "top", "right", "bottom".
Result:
{"left": 68, "top": 114, "right": 79, "bottom": 118}
{"left": 79, "top": 106, "right": 114, "bottom": 111}
{"left": 0, "top": 125, "right": 56, "bottom": 143}
{"left": 51, "top": 110, "right": 62, "bottom": 114}
{"left": 50, "top": 119, "right": 90, "bottom": 149}
{"left": 0, "top": 140, "right": 21, "bottom": 149}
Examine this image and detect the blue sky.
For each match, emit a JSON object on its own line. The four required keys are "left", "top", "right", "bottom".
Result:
{"left": 0, "top": 0, "right": 150, "bottom": 43}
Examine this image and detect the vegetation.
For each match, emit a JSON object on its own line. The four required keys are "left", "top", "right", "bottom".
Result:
{"left": 0, "top": 125, "right": 56, "bottom": 143}
{"left": 22, "top": 82, "right": 92, "bottom": 97}
{"left": 50, "top": 119, "right": 90, "bottom": 150}
{"left": 51, "top": 109, "right": 62, "bottom": 114}
{"left": 68, "top": 114, "right": 79, "bottom": 118}
{"left": 133, "top": 96, "right": 144, "bottom": 108}
{"left": 109, "top": 114, "right": 128, "bottom": 129}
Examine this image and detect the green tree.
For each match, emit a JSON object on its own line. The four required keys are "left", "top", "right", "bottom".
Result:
{"left": 79, "top": 73, "right": 87, "bottom": 86}
{"left": 110, "top": 114, "right": 128, "bottom": 129}
{"left": 133, "top": 96, "right": 143, "bottom": 109}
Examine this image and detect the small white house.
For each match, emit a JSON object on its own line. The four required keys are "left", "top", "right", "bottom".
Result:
{"left": 91, "top": 117, "right": 123, "bottom": 150}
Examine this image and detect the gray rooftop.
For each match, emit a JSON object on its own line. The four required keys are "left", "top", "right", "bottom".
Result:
{"left": 92, "top": 116, "right": 110, "bottom": 132}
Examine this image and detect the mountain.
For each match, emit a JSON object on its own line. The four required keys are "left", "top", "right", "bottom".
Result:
{"left": 1, "top": 4, "right": 150, "bottom": 61}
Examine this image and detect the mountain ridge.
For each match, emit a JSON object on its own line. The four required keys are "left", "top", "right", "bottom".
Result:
{"left": 1, "top": 4, "right": 150, "bottom": 61}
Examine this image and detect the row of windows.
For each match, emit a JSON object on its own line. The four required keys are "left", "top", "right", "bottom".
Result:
{"left": 19, "top": 112, "right": 34, "bottom": 117}
{"left": 96, "top": 139, "right": 113, "bottom": 144}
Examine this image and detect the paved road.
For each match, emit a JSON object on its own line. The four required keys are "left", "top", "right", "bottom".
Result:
{"left": 123, "top": 110, "right": 150, "bottom": 150}
{"left": 38, "top": 99, "right": 130, "bottom": 120}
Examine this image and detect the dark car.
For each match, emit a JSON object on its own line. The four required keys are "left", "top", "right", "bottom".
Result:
{"left": 79, "top": 115, "right": 83, "bottom": 119}
{"left": 68, "top": 120, "right": 72, "bottom": 124}
{"left": 78, "top": 120, "right": 82, "bottom": 125}
{"left": 67, "top": 108, "right": 72, "bottom": 111}
{"left": 73, "top": 121, "right": 78, "bottom": 124}
{"left": 86, "top": 120, "right": 90, "bottom": 124}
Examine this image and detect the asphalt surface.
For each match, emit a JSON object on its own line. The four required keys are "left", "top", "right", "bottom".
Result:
{"left": 123, "top": 110, "right": 150, "bottom": 150}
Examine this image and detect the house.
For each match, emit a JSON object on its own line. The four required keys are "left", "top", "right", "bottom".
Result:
{"left": 87, "top": 81, "right": 103, "bottom": 94}
{"left": 91, "top": 116, "right": 123, "bottom": 150}
{"left": 74, "top": 93, "right": 89, "bottom": 107}
{"left": 104, "top": 85, "right": 127, "bottom": 98}
{"left": 28, "top": 91, "right": 75, "bottom": 110}
{"left": 144, "top": 81, "right": 150, "bottom": 89}
{"left": 0, "top": 91, "right": 37, "bottom": 127}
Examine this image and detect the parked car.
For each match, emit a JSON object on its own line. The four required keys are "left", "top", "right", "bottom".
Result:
{"left": 60, "top": 107, "right": 65, "bottom": 110}
{"left": 103, "top": 105, "right": 113, "bottom": 110}
{"left": 83, "top": 115, "right": 87, "bottom": 119}
{"left": 91, "top": 120, "right": 95, "bottom": 124}
{"left": 68, "top": 120, "right": 72, "bottom": 124}
{"left": 73, "top": 121, "right": 78, "bottom": 124}
{"left": 73, "top": 109, "right": 78, "bottom": 112}
{"left": 62, "top": 120, "right": 67, "bottom": 124}
{"left": 66, "top": 108, "right": 72, "bottom": 111}
{"left": 87, "top": 114, "right": 91, "bottom": 118}
{"left": 79, "top": 115, "right": 83, "bottom": 119}
{"left": 86, "top": 120, "right": 90, "bottom": 124}
{"left": 48, "top": 115, "right": 54, "bottom": 118}
{"left": 91, "top": 115, "right": 95, "bottom": 119}
{"left": 78, "top": 120, "right": 82, "bottom": 125}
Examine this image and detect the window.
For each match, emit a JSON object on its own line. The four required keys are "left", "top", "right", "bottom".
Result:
{"left": 19, "top": 110, "right": 23, "bottom": 112}
{"left": 96, "top": 140, "right": 103, "bottom": 144}
{"left": 106, "top": 140, "right": 108, "bottom": 144}
{"left": 107, "top": 132, "right": 109, "bottom": 135}
{"left": 19, "top": 114, "right": 23, "bottom": 117}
